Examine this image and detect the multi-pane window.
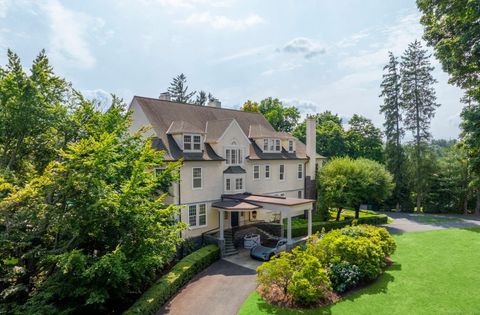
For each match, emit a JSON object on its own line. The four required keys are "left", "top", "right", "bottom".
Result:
{"left": 263, "top": 138, "right": 282, "bottom": 152}
{"left": 297, "top": 164, "right": 303, "bottom": 179}
{"left": 265, "top": 165, "right": 270, "bottom": 179}
{"left": 279, "top": 164, "right": 285, "bottom": 180}
{"left": 184, "top": 134, "right": 202, "bottom": 151}
{"left": 225, "top": 178, "right": 231, "bottom": 191}
{"left": 288, "top": 140, "right": 294, "bottom": 152}
{"left": 192, "top": 167, "right": 202, "bottom": 189}
{"left": 188, "top": 204, "right": 207, "bottom": 228}
{"left": 226, "top": 148, "right": 243, "bottom": 165}
{"left": 253, "top": 165, "right": 260, "bottom": 180}
{"left": 235, "top": 178, "right": 243, "bottom": 190}
{"left": 199, "top": 204, "right": 206, "bottom": 226}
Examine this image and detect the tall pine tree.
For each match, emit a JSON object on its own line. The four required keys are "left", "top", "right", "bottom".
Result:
{"left": 400, "top": 40, "right": 440, "bottom": 211}
{"left": 379, "top": 52, "right": 410, "bottom": 210}
{"left": 166, "top": 73, "right": 196, "bottom": 103}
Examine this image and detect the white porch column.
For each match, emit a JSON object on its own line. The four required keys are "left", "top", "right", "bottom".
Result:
{"left": 287, "top": 211, "right": 292, "bottom": 245}
{"left": 219, "top": 210, "right": 224, "bottom": 241}
{"left": 307, "top": 207, "right": 312, "bottom": 237}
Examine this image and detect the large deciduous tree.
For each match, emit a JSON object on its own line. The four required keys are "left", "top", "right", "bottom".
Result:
{"left": 417, "top": 0, "right": 480, "bottom": 214}
{"left": 380, "top": 52, "right": 411, "bottom": 211}
{"left": 241, "top": 97, "right": 300, "bottom": 132}
{"left": 345, "top": 114, "right": 384, "bottom": 162}
{"left": 318, "top": 157, "right": 393, "bottom": 219}
{"left": 400, "top": 40, "right": 439, "bottom": 211}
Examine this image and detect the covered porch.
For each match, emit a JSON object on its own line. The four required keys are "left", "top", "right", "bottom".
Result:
{"left": 212, "top": 193, "right": 315, "bottom": 246}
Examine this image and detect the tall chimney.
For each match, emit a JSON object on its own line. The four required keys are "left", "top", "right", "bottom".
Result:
{"left": 159, "top": 92, "right": 171, "bottom": 101}
{"left": 306, "top": 115, "right": 316, "bottom": 180}
{"left": 207, "top": 99, "right": 221, "bottom": 108}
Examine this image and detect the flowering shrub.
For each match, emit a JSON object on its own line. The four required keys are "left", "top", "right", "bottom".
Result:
{"left": 329, "top": 261, "right": 362, "bottom": 293}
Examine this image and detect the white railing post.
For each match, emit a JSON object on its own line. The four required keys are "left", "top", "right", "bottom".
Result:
{"left": 219, "top": 210, "right": 224, "bottom": 240}
{"left": 308, "top": 207, "right": 312, "bottom": 237}
{"left": 287, "top": 211, "right": 292, "bottom": 245}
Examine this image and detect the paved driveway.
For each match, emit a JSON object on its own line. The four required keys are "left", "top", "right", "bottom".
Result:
{"left": 157, "top": 259, "right": 256, "bottom": 315}
{"left": 382, "top": 212, "right": 480, "bottom": 234}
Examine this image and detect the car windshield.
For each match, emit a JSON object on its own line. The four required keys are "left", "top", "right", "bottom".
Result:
{"left": 261, "top": 239, "right": 278, "bottom": 248}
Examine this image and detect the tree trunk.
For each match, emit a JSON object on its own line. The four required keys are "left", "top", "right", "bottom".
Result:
{"left": 335, "top": 207, "right": 343, "bottom": 221}
{"left": 475, "top": 190, "right": 480, "bottom": 216}
{"left": 396, "top": 202, "right": 400, "bottom": 212}
{"left": 355, "top": 205, "right": 360, "bottom": 219}
{"left": 463, "top": 197, "right": 469, "bottom": 215}
{"left": 6, "top": 135, "right": 24, "bottom": 171}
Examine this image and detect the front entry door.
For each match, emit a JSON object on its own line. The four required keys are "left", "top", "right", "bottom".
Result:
{"left": 231, "top": 211, "right": 239, "bottom": 227}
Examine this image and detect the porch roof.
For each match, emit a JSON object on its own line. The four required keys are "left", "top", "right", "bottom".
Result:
{"left": 211, "top": 200, "right": 262, "bottom": 211}
{"left": 222, "top": 193, "right": 314, "bottom": 207}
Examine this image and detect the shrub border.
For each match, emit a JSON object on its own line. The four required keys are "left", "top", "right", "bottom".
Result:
{"left": 285, "top": 215, "right": 389, "bottom": 238}
{"left": 123, "top": 244, "right": 220, "bottom": 315}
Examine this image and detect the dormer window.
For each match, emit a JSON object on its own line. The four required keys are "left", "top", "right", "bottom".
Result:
{"left": 262, "top": 138, "right": 282, "bottom": 153}
{"left": 288, "top": 140, "right": 295, "bottom": 153}
{"left": 183, "top": 134, "right": 202, "bottom": 152}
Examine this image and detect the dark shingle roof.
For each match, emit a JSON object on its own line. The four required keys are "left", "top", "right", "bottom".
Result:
{"left": 223, "top": 166, "right": 246, "bottom": 174}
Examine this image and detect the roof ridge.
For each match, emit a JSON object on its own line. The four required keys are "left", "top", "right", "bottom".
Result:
{"left": 133, "top": 95, "right": 265, "bottom": 116}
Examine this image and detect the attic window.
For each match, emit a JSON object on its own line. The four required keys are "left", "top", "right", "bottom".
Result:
{"left": 288, "top": 140, "right": 294, "bottom": 152}
{"left": 263, "top": 138, "right": 282, "bottom": 153}
{"left": 184, "top": 134, "right": 202, "bottom": 151}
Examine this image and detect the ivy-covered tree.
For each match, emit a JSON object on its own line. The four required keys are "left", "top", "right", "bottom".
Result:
{"left": 400, "top": 40, "right": 439, "bottom": 211}
{"left": 417, "top": 1, "right": 480, "bottom": 214}
{"left": 380, "top": 52, "right": 411, "bottom": 210}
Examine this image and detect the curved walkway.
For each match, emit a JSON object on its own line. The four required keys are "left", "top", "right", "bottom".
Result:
{"left": 382, "top": 212, "right": 480, "bottom": 234}
{"left": 157, "top": 259, "right": 256, "bottom": 315}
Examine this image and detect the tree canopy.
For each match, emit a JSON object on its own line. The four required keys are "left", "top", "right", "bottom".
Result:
{"left": 242, "top": 97, "right": 301, "bottom": 132}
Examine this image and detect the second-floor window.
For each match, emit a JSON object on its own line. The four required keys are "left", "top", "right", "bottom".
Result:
{"left": 297, "top": 163, "right": 303, "bottom": 179}
{"left": 253, "top": 165, "right": 260, "bottom": 180}
{"left": 235, "top": 178, "right": 243, "bottom": 190}
{"left": 226, "top": 148, "right": 243, "bottom": 165}
{"left": 225, "top": 178, "right": 231, "bottom": 191}
{"left": 279, "top": 164, "right": 285, "bottom": 180}
{"left": 265, "top": 165, "right": 270, "bottom": 179}
{"left": 188, "top": 203, "right": 207, "bottom": 228}
{"left": 184, "top": 134, "right": 201, "bottom": 151}
{"left": 192, "top": 167, "right": 202, "bottom": 189}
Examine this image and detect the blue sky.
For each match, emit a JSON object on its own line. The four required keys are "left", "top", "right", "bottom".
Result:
{"left": 0, "top": 0, "right": 464, "bottom": 139}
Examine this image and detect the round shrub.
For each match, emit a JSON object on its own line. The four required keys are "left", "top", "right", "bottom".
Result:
{"left": 329, "top": 261, "right": 362, "bottom": 293}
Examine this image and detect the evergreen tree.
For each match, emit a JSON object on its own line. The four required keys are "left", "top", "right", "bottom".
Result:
{"left": 195, "top": 90, "right": 207, "bottom": 105}
{"left": 400, "top": 40, "right": 440, "bottom": 211}
{"left": 167, "top": 73, "right": 196, "bottom": 103}
{"left": 379, "top": 52, "right": 411, "bottom": 210}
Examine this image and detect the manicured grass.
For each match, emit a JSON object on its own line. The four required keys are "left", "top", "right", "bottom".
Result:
{"left": 239, "top": 228, "right": 480, "bottom": 315}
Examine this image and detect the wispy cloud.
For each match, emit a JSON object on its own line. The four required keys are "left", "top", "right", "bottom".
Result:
{"left": 261, "top": 62, "right": 301, "bottom": 76}
{"left": 217, "top": 45, "right": 272, "bottom": 62}
{"left": 43, "top": 0, "right": 100, "bottom": 69}
{"left": 179, "top": 12, "right": 265, "bottom": 30}
{"left": 139, "top": 0, "right": 233, "bottom": 9}
{"left": 277, "top": 37, "right": 326, "bottom": 59}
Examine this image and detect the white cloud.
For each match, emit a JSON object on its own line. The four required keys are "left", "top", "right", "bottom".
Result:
{"left": 278, "top": 37, "right": 326, "bottom": 59}
{"left": 261, "top": 62, "right": 301, "bottom": 76}
{"left": 82, "top": 89, "right": 113, "bottom": 111}
{"left": 137, "top": 0, "right": 233, "bottom": 8}
{"left": 282, "top": 99, "right": 319, "bottom": 114}
{"left": 43, "top": 0, "right": 98, "bottom": 69}
{"left": 217, "top": 45, "right": 271, "bottom": 62}
{"left": 0, "top": 0, "right": 10, "bottom": 18}
{"left": 180, "top": 12, "right": 265, "bottom": 30}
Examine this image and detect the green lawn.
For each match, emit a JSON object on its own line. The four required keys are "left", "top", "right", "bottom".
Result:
{"left": 239, "top": 228, "right": 480, "bottom": 315}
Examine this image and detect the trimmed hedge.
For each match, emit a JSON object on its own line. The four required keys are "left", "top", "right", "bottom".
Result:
{"left": 123, "top": 244, "right": 220, "bottom": 315}
{"left": 285, "top": 215, "right": 389, "bottom": 238}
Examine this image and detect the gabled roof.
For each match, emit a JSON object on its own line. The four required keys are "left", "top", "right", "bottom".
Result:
{"left": 205, "top": 119, "right": 234, "bottom": 143}
{"left": 223, "top": 166, "right": 246, "bottom": 174}
{"left": 248, "top": 124, "right": 296, "bottom": 139}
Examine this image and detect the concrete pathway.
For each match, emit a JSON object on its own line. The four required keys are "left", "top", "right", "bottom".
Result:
{"left": 382, "top": 212, "right": 480, "bottom": 234}
{"left": 157, "top": 259, "right": 256, "bottom": 315}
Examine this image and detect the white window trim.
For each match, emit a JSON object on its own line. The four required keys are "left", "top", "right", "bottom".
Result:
{"left": 187, "top": 203, "right": 208, "bottom": 229}
{"left": 297, "top": 163, "right": 304, "bottom": 180}
{"left": 264, "top": 164, "right": 271, "bottom": 180}
{"left": 262, "top": 138, "right": 282, "bottom": 153}
{"left": 288, "top": 140, "right": 295, "bottom": 153}
{"left": 235, "top": 177, "right": 243, "bottom": 190}
{"left": 192, "top": 167, "right": 203, "bottom": 190}
{"left": 253, "top": 165, "right": 260, "bottom": 180}
{"left": 224, "top": 174, "right": 245, "bottom": 193}
{"left": 224, "top": 146, "right": 245, "bottom": 166}
{"left": 225, "top": 178, "right": 231, "bottom": 191}
{"left": 279, "top": 164, "right": 285, "bottom": 181}
{"left": 183, "top": 133, "right": 203, "bottom": 153}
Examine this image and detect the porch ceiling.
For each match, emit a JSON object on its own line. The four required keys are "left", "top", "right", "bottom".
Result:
{"left": 222, "top": 193, "right": 314, "bottom": 207}
{"left": 212, "top": 200, "right": 262, "bottom": 211}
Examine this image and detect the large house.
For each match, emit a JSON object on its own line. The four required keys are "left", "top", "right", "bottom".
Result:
{"left": 129, "top": 96, "right": 324, "bottom": 254}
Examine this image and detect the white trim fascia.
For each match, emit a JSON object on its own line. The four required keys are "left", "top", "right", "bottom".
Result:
{"left": 217, "top": 119, "right": 251, "bottom": 145}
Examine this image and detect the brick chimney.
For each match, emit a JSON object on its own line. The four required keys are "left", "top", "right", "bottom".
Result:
{"left": 207, "top": 99, "right": 221, "bottom": 108}
{"left": 159, "top": 92, "right": 171, "bottom": 101}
